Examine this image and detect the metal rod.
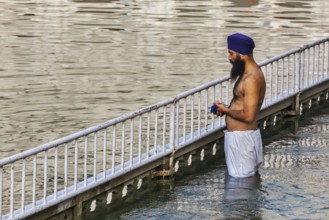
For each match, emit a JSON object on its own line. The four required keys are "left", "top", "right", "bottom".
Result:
{"left": 103, "top": 129, "right": 107, "bottom": 178}
{"left": 154, "top": 109, "right": 158, "bottom": 153}
{"left": 0, "top": 168, "right": 3, "bottom": 218}
{"left": 198, "top": 92, "right": 201, "bottom": 136}
{"left": 22, "top": 159, "right": 26, "bottom": 211}
{"left": 138, "top": 116, "right": 142, "bottom": 162}
{"left": 146, "top": 113, "right": 150, "bottom": 159}
{"left": 281, "top": 59, "right": 284, "bottom": 96}
{"left": 54, "top": 147, "right": 58, "bottom": 199}
{"left": 312, "top": 46, "right": 315, "bottom": 83}
{"left": 317, "top": 44, "right": 320, "bottom": 82}
{"left": 205, "top": 89, "right": 208, "bottom": 130}
{"left": 121, "top": 123, "right": 125, "bottom": 170}
{"left": 190, "top": 95, "right": 194, "bottom": 140}
{"left": 327, "top": 41, "right": 329, "bottom": 78}
{"left": 43, "top": 152, "right": 48, "bottom": 204}
{"left": 275, "top": 61, "right": 278, "bottom": 100}
{"left": 64, "top": 144, "right": 68, "bottom": 195}
{"left": 112, "top": 126, "right": 116, "bottom": 174}
{"left": 74, "top": 140, "right": 78, "bottom": 191}
{"left": 84, "top": 137, "right": 88, "bottom": 186}
{"left": 306, "top": 48, "right": 310, "bottom": 86}
{"left": 170, "top": 103, "right": 175, "bottom": 150}
{"left": 10, "top": 163, "right": 14, "bottom": 218}
{"left": 162, "top": 107, "right": 166, "bottom": 152}
{"left": 183, "top": 98, "right": 186, "bottom": 143}
{"left": 175, "top": 101, "right": 179, "bottom": 146}
{"left": 212, "top": 86, "right": 215, "bottom": 129}
{"left": 130, "top": 119, "right": 134, "bottom": 167}
{"left": 94, "top": 132, "right": 97, "bottom": 181}
{"left": 32, "top": 155, "right": 37, "bottom": 208}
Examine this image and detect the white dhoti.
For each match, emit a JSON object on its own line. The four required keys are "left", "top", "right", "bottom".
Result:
{"left": 224, "top": 129, "right": 263, "bottom": 178}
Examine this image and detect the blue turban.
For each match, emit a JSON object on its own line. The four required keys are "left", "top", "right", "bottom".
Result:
{"left": 227, "top": 33, "right": 255, "bottom": 55}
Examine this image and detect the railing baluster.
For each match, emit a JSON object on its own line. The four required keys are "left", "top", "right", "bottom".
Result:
{"left": 301, "top": 50, "right": 305, "bottom": 89}
{"left": 326, "top": 41, "right": 329, "bottom": 77}
{"left": 74, "top": 140, "right": 78, "bottom": 191}
{"left": 54, "top": 147, "right": 58, "bottom": 199}
{"left": 190, "top": 95, "right": 194, "bottom": 140}
{"left": 170, "top": 103, "right": 175, "bottom": 150}
{"left": 312, "top": 46, "right": 315, "bottom": 83}
{"left": 146, "top": 113, "right": 150, "bottom": 159}
{"left": 84, "top": 137, "right": 88, "bottom": 186}
{"left": 183, "top": 98, "right": 186, "bottom": 143}
{"left": 226, "top": 80, "right": 229, "bottom": 106}
{"left": 219, "top": 83, "right": 223, "bottom": 126}
{"left": 103, "top": 129, "right": 107, "bottom": 178}
{"left": 322, "top": 43, "right": 325, "bottom": 79}
{"left": 154, "top": 109, "right": 158, "bottom": 152}
{"left": 64, "top": 144, "right": 68, "bottom": 195}
{"left": 162, "top": 107, "right": 166, "bottom": 152}
{"left": 10, "top": 163, "right": 14, "bottom": 218}
{"left": 306, "top": 48, "right": 310, "bottom": 86}
{"left": 281, "top": 59, "right": 284, "bottom": 96}
{"left": 317, "top": 44, "right": 320, "bottom": 82}
{"left": 32, "top": 155, "right": 37, "bottom": 208}
{"left": 270, "top": 63, "right": 273, "bottom": 102}
{"left": 205, "top": 89, "right": 209, "bottom": 130}
{"left": 130, "top": 119, "right": 134, "bottom": 167}
{"left": 94, "top": 132, "right": 97, "bottom": 181}
{"left": 138, "top": 116, "right": 142, "bottom": 162}
{"left": 275, "top": 61, "right": 278, "bottom": 100}
{"left": 198, "top": 92, "right": 201, "bottom": 136}
{"left": 212, "top": 86, "right": 215, "bottom": 128}
{"left": 286, "top": 58, "right": 289, "bottom": 93}
{"left": 22, "top": 159, "right": 26, "bottom": 211}
{"left": 112, "top": 126, "right": 116, "bottom": 174}
{"left": 121, "top": 123, "right": 125, "bottom": 170}
{"left": 293, "top": 54, "right": 297, "bottom": 91}
{"left": 0, "top": 168, "right": 2, "bottom": 218}
{"left": 43, "top": 152, "right": 47, "bottom": 204}
{"left": 175, "top": 101, "right": 179, "bottom": 146}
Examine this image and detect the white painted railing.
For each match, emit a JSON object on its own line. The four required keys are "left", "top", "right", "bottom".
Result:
{"left": 0, "top": 37, "right": 328, "bottom": 220}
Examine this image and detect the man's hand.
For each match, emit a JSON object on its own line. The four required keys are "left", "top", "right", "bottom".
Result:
{"left": 213, "top": 101, "right": 230, "bottom": 117}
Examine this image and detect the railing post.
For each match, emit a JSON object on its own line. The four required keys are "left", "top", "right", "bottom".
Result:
{"left": 151, "top": 102, "right": 176, "bottom": 178}
{"left": 284, "top": 50, "right": 302, "bottom": 117}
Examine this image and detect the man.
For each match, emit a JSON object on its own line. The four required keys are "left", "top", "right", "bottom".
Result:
{"left": 213, "top": 33, "right": 266, "bottom": 178}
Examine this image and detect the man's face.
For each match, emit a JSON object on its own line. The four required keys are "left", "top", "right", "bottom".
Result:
{"left": 228, "top": 50, "right": 245, "bottom": 80}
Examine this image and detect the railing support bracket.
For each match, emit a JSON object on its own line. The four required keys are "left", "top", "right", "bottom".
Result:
{"left": 283, "top": 93, "right": 301, "bottom": 116}
{"left": 151, "top": 152, "right": 175, "bottom": 178}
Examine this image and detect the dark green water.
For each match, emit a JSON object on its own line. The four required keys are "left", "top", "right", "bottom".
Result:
{"left": 84, "top": 99, "right": 329, "bottom": 219}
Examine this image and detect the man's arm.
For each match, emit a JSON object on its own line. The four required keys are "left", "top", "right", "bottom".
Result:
{"left": 215, "top": 76, "right": 260, "bottom": 123}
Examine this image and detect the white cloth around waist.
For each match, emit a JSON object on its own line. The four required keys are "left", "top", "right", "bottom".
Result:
{"left": 224, "top": 129, "right": 263, "bottom": 178}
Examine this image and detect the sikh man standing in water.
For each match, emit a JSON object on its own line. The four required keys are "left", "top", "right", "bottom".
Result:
{"left": 213, "top": 33, "right": 266, "bottom": 178}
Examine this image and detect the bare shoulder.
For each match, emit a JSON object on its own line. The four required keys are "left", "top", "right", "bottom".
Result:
{"left": 244, "top": 67, "right": 265, "bottom": 84}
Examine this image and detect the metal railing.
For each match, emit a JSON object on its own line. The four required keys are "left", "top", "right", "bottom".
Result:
{"left": 0, "top": 37, "right": 328, "bottom": 220}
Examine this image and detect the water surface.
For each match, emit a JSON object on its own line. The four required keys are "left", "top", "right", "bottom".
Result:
{"left": 0, "top": 0, "right": 328, "bottom": 158}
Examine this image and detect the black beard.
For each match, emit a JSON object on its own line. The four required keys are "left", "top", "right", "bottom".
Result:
{"left": 230, "top": 55, "right": 245, "bottom": 80}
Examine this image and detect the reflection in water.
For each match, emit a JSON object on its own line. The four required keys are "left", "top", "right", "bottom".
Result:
{"left": 228, "top": 0, "right": 260, "bottom": 7}
{"left": 223, "top": 173, "right": 263, "bottom": 219}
